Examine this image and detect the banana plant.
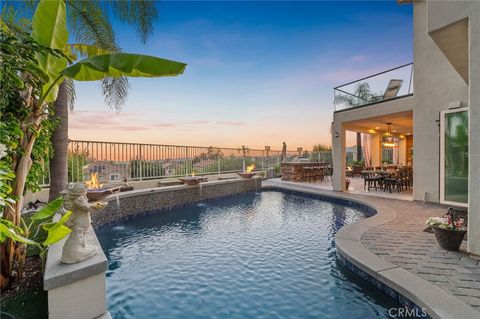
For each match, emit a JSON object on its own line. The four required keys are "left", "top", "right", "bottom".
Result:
{"left": 4, "top": 0, "right": 186, "bottom": 223}
{"left": 0, "top": 197, "right": 72, "bottom": 282}
{"left": 0, "top": 198, "right": 70, "bottom": 250}
{"left": 1, "top": 0, "right": 186, "bottom": 284}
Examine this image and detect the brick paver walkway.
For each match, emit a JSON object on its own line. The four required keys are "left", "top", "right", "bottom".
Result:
{"left": 264, "top": 179, "right": 480, "bottom": 312}
{"left": 359, "top": 199, "right": 480, "bottom": 311}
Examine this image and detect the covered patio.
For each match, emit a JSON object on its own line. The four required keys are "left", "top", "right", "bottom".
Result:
{"left": 331, "top": 91, "right": 415, "bottom": 196}
{"left": 344, "top": 110, "right": 413, "bottom": 168}
{"left": 278, "top": 110, "right": 415, "bottom": 201}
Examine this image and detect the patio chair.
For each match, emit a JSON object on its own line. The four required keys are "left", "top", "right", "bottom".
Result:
{"left": 383, "top": 79, "right": 403, "bottom": 100}
{"left": 364, "top": 172, "right": 383, "bottom": 191}
{"left": 352, "top": 165, "right": 363, "bottom": 177}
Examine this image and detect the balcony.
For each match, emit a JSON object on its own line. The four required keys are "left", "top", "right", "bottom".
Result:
{"left": 334, "top": 63, "right": 413, "bottom": 112}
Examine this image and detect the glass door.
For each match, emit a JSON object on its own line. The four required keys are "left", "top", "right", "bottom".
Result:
{"left": 440, "top": 107, "right": 469, "bottom": 206}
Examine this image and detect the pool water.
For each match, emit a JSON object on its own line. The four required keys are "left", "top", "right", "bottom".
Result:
{"left": 97, "top": 190, "right": 398, "bottom": 319}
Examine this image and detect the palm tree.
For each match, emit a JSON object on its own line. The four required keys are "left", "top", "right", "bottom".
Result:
{"left": 334, "top": 82, "right": 380, "bottom": 162}
{"left": 0, "top": 1, "right": 186, "bottom": 287}
{"left": 47, "top": 0, "right": 161, "bottom": 200}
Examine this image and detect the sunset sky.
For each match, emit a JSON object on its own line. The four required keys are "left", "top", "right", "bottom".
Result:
{"left": 70, "top": 1, "right": 413, "bottom": 151}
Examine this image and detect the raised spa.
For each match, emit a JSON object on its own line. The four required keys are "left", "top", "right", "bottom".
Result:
{"left": 96, "top": 190, "right": 399, "bottom": 318}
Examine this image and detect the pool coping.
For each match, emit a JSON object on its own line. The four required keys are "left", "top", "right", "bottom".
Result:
{"left": 262, "top": 181, "right": 479, "bottom": 319}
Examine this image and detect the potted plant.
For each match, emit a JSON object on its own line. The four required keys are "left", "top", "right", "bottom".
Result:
{"left": 345, "top": 178, "right": 351, "bottom": 190}
{"left": 426, "top": 208, "right": 467, "bottom": 251}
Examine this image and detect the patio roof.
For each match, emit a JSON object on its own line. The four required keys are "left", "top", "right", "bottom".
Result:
{"left": 343, "top": 110, "right": 413, "bottom": 135}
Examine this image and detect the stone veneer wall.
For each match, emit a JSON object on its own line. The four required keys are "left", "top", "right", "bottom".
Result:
{"left": 92, "top": 178, "right": 261, "bottom": 228}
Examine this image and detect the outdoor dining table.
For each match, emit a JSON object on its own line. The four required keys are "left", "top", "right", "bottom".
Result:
{"left": 361, "top": 170, "right": 395, "bottom": 176}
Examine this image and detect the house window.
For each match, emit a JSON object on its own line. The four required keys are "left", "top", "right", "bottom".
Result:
{"left": 440, "top": 107, "right": 468, "bottom": 206}
{"left": 110, "top": 174, "right": 120, "bottom": 181}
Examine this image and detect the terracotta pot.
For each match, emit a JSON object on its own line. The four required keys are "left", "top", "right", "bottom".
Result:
{"left": 432, "top": 226, "right": 467, "bottom": 251}
{"left": 345, "top": 180, "right": 350, "bottom": 189}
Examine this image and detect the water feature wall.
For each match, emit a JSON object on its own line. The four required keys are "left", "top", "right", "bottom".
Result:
{"left": 43, "top": 178, "right": 260, "bottom": 319}
{"left": 92, "top": 178, "right": 261, "bottom": 228}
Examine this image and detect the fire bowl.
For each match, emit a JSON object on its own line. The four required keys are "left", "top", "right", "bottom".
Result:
{"left": 86, "top": 186, "right": 121, "bottom": 202}
{"left": 179, "top": 177, "right": 208, "bottom": 186}
{"left": 237, "top": 172, "right": 257, "bottom": 179}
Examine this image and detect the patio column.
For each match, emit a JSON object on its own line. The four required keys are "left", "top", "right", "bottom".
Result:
{"left": 468, "top": 17, "right": 480, "bottom": 257}
{"left": 332, "top": 121, "right": 346, "bottom": 191}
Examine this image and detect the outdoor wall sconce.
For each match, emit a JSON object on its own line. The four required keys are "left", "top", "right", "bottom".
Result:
{"left": 334, "top": 132, "right": 339, "bottom": 138}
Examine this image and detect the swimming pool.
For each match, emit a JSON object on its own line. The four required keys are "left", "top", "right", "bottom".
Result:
{"left": 96, "top": 190, "right": 399, "bottom": 318}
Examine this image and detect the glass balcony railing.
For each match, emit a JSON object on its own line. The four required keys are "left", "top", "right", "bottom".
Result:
{"left": 333, "top": 63, "right": 413, "bottom": 111}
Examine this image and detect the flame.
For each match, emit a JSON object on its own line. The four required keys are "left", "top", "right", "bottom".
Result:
{"left": 86, "top": 173, "right": 103, "bottom": 189}
{"left": 246, "top": 164, "right": 255, "bottom": 173}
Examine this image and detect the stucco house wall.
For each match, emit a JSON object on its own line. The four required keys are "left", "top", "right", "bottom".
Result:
{"left": 411, "top": 0, "right": 468, "bottom": 203}
{"left": 420, "top": 0, "right": 480, "bottom": 257}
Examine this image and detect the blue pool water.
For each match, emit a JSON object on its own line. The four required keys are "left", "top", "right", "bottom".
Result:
{"left": 97, "top": 190, "right": 398, "bottom": 319}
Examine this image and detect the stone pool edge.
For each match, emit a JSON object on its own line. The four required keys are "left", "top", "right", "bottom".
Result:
{"left": 262, "top": 181, "right": 478, "bottom": 319}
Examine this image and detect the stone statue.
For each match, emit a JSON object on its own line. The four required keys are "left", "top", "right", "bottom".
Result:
{"left": 61, "top": 183, "right": 106, "bottom": 264}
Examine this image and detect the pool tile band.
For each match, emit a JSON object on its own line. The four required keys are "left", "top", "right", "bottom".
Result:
{"left": 336, "top": 250, "right": 432, "bottom": 319}
{"left": 262, "top": 181, "right": 479, "bottom": 319}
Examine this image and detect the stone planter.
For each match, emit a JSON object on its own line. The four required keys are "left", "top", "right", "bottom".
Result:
{"left": 237, "top": 172, "right": 256, "bottom": 179}
{"left": 179, "top": 177, "right": 208, "bottom": 186}
{"left": 432, "top": 226, "right": 467, "bottom": 251}
{"left": 86, "top": 186, "right": 120, "bottom": 201}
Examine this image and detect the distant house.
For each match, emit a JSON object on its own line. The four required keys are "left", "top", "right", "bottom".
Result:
{"left": 162, "top": 161, "right": 182, "bottom": 176}
{"left": 85, "top": 161, "right": 127, "bottom": 182}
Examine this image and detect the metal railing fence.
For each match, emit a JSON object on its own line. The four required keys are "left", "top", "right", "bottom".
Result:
{"left": 39, "top": 140, "right": 333, "bottom": 186}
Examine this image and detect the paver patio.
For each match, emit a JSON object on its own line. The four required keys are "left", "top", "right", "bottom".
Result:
{"left": 361, "top": 199, "right": 480, "bottom": 311}
{"left": 264, "top": 179, "right": 480, "bottom": 312}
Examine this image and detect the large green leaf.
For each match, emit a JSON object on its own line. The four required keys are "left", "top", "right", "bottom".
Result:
{"left": 67, "top": 44, "right": 113, "bottom": 60}
{"left": 43, "top": 224, "right": 71, "bottom": 246}
{"left": 0, "top": 223, "right": 40, "bottom": 247}
{"left": 61, "top": 53, "right": 187, "bottom": 81}
{"left": 31, "top": 197, "right": 63, "bottom": 221}
{"left": 32, "top": 0, "right": 69, "bottom": 102}
{"left": 42, "top": 211, "right": 72, "bottom": 246}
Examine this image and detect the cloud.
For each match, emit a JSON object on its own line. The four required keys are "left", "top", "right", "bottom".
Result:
{"left": 69, "top": 110, "right": 246, "bottom": 132}
{"left": 216, "top": 121, "right": 245, "bottom": 126}
{"left": 69, "top": 110, "right": 147, "bottom": 131}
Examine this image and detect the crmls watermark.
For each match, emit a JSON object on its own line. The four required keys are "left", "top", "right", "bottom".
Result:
{"left": 388, "top": 307, "right": 428, "bottom": 318}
